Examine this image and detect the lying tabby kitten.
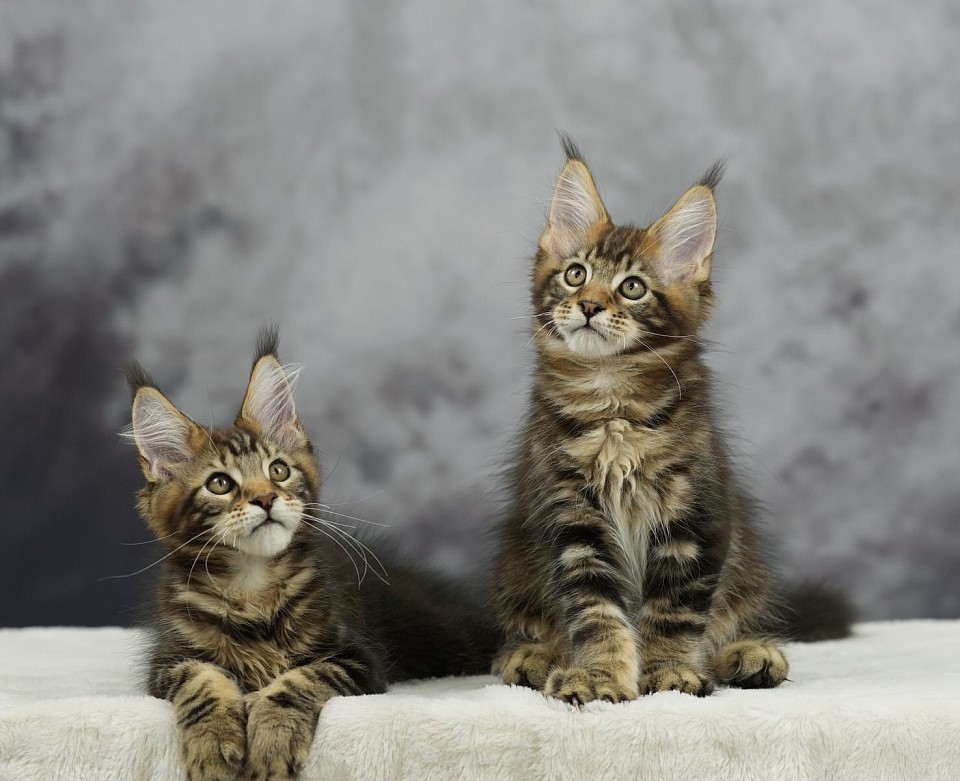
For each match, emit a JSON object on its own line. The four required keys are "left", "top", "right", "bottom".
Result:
{"left": 492, "top": 140, "right": 850, "bottom": 705}
{"left": 126, "top": 328, "right": 493, "bottom": 781}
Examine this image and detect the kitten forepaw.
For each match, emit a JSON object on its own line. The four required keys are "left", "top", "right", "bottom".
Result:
{"left": 179, "top": 699, "right": 246, "bottom": 781}
{"left": 640, "top": 663, "right": 714, "bottom": 697}
{"left": 713, "top": 640, "right": 788, "bottom": 689}
{"left": 544, "top": 666, "right": 639, "bottom": 705}
{"left": 492, "top": 642, "right": 557, "bottom": 689}
{"left": 244, "top": 688, "right": 319, "bottom": 781}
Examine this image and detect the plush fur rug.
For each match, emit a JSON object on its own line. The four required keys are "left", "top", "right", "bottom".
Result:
{"left": 0, "top": 622, "right": 957, "bottom": 780}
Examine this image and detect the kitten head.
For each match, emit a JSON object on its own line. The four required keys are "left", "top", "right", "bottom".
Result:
{"left": 125, "top": 327, "right": 320, "bottom": 560}
{"left": 532, "top": 137, "right": 721, "bottom": 359}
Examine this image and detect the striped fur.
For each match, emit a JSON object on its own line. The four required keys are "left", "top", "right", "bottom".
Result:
{"left": 127, "top": 328, "right": 495, "bottom": 781}
{"left": 491, "top": 142, "right": 839, "bottom": 705}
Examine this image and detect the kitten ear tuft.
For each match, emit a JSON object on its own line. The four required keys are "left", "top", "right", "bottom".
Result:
{"left": 127, "top": 387, "right": 199, "bottom": 482}
{"left": 697, "top": 160, "right": 725, "bottom": 192}
{"left": 541, "top": 140, "right": 610, "bottom": 258}
{"left": 124, "top": 360, "right": 157, "bottom": 398}
{"left": 254, "top": 322, "right": 281, "bottom": 364}
{"left": 559, "top": 133, "right": 584, "bottom": 164}
{"left": 649, "top": 183, "right": 717, "bottom": 285}
{"left": 238, "top": 352, "right": 306, "bottom": 452}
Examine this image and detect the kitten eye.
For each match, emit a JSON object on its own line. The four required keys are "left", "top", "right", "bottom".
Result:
{"left": 564, "top": 264, "right": 587, "bottom": 287}
{"left": 269, "top": 460, "right": 291, "bottom": 482}
{"left": 619, "top": 276, "right": 647, "bottom": 300}
{"left": 206, "top": 473, "right": 234, "bottom": 495}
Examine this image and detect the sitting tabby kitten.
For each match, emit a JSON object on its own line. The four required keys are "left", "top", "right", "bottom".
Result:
{"left": 491, "top": 139, "right": 850, "bottom": 705}
{"left": 126, "top": 328, "right": 493, "bottom": 781}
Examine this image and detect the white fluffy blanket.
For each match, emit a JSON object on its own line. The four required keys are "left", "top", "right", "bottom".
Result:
{"left": 1, "top": 622, "right": 958, "bottom": 780}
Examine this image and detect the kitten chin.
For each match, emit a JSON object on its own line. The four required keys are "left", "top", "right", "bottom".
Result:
{"left": 235, "top": 519, "right": 295, "bottom": 558}
{"left": 556, "top": 325, "right": 621, "bottom": 358}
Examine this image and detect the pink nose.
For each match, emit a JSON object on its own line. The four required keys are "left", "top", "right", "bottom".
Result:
{"left": 250, "top": 493, "right": 277, "bottom": 510}
{"left": 579, "top": 300, "right": 605, "bottom": 319}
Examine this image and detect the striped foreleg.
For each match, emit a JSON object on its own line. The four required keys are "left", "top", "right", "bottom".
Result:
{"left": 543, "top": 513, "right": 640, "bottom": 705}
{"left": 153, "top": 660, "right": 247, "bottom": 781}
{"left": 244, "top": 644, "right": 386, "bottom": 781}
{"left": 638, "top": 508, "right": 725, "bottom": 696}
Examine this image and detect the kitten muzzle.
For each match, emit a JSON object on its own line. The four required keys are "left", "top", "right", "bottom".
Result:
{"left": 252, "top": 517, "right": 282, "bottom": 533}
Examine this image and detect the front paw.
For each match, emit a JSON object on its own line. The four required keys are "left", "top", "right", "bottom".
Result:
{"left": 713, "top": 640, "right": 788, "bottom": 689}
{"left": 492, "top": 642, "right": 557, "bottom": 689}
{"left": 243, "top": 688, "right": 317, "bottom": 781}
{"left": 178, "top": 698, "right": 246, "bottom": 781}
{"left": 544, "top": 666, "right": 639, "bottom": 706}
{"left": 640, "top": 663, "right": 714, "bottom": 696}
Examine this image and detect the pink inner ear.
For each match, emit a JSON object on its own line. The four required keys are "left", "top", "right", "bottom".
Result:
{"left": 654, "top": 190, "right": 716, "bottom": 284}
{"left": 131, "top": 390, "right": 194, "bottom": 479}
{"left": 273, "top": 421, "right": 305, "bottom": 452}
{"left": 545, "top": 161, "right": 608, "bottom": 257}
{"left": 241, "top": 358, "right": 304, "bottom": 448}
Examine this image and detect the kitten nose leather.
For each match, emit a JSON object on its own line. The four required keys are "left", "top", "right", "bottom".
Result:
{"left": 579, "top": 300, "right": 605, "bottom": 319}
{"left": 250, "top": 492, "right": 277, "bottom": 510}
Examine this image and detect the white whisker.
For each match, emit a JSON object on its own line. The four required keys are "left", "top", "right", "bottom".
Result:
{"left": 317, "top": 490, "right": 387, "bottom": 508}
{"left": 120, "top": 529, "right": 179, "bottom": 546}
{"left": 301, "top": 513, "right": 390, "bottom": 585}
{"left": 101, "top": 528, "right": 213, "bottom": 580}
{"left": 508, "top": 312, "right": 550, "bottom": 321}
{"left": 301, "top": 504, "right": 390, "bottom": 528}
{"left": 323, "top": 524, "right": 390, "bottom": 585}
{"left": 635, "top": 337, "right": 683, "bottom": 399}
{"left": 528, "top": 318, "right": 557, "bottom": 346}
{"left": 187, "top": 531, "right": 222, "bottom": 592}
{"left": 202, "top": 532, "right": 225, "bottom": 583}
{"left": 635, "top": 326, "right": 704, "bottom": 348}
{"left": 299, "top": 518, "right": 364, "bottom": 586}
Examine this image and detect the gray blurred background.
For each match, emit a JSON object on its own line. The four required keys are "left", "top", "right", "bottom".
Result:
{"left": 1, "top": 1, "right": 958, "bottom": 626}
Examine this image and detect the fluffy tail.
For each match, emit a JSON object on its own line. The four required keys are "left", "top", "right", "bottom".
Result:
{"left": 363, "top": 565, "right": 503, "bottom": 682}
{"left": 770, "top": 581, "right": 856, "bottom": 641}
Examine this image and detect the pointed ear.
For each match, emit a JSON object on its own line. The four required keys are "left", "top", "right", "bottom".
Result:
{"left": 129, "top": 387, "right": 201, "bottom": 482}
{"left": 237, "top": 354, "right": 306, "bottom": 451}
{"left": 648, "top": 184, "right": 717, "bottom": 285}
{"left": 540, "top": 154, "right": 610, "bottom": 259}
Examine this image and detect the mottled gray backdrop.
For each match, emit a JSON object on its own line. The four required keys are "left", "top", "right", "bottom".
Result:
{"left": 2, "top": 1, "right": 958, "bottom": 626}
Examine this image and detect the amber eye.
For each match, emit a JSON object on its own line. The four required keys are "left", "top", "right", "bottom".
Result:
{"left": 619, "top": 276, "right": 647, "bottom": 300}
{"left": 206, "top": 473, "right": 234, "bottom": 495}
{"left": 564, "top": 264, "right": 587, "bottom": 287}
{"left": 269, "top": 460, "right": 291, "bottom": 482}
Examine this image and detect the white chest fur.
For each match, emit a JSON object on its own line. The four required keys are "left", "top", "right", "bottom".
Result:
{"left": 229, "top": 556, "right": 272, "bottom": 596}
{"left": 565, "top": 419, "right": 670, "bottom": 587}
